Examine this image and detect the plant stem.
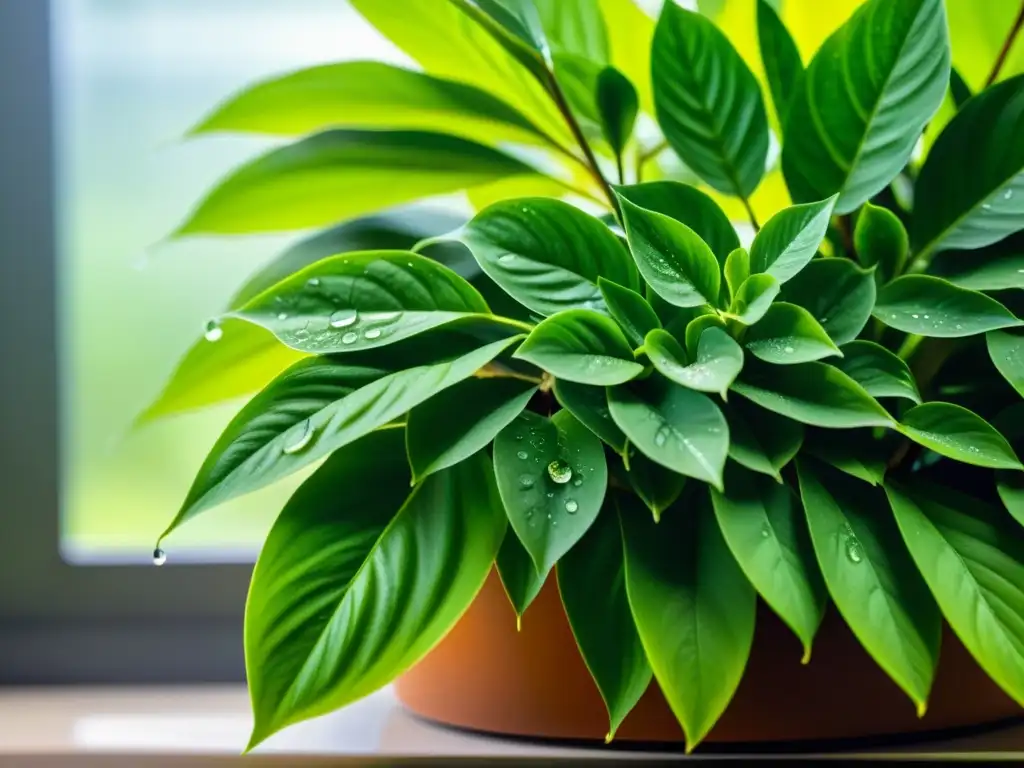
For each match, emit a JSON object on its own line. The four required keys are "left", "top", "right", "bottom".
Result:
{"left": 985, "top": 0, "right": 1024, "bottom": 88}
{"left": 741, "top": 196, "right": 760, "bottom": 232}
{"left": 615, "top": 152, "right": 626, "bottom": 186}
{"left": 476, "top": 363, "right": 543, "bottom": 385}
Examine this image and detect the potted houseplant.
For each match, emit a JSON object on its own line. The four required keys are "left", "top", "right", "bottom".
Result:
{"left": 147, "top": 0, "right": 1024, "bottom": 753}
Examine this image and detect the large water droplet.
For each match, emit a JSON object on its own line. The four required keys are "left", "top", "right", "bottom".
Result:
{"left": 547, "top": 459, "right": 573, "bottom": 484}
{"left": 341, "top": 331, "right": 359, "bottom": 345}
{"left": 364, "top": 328, "right": 382, "bottom": 340}
{"left": 519, "top": 474, "right": 534, "bottom": 489}
{"left": 283, "top": 420, "right": 315, "bottom": 455}
{"left": 845, "top": 536, "right": 864, "bottom": 564}
{"left": 565, "top": 499, "right": 579, "bottom": 514}
{"left": 329, "top": 308, "right": 357, "bottom": 329}
{"left": 152, "top": 548, "right": 167, "bottom": 566}
{"left": 517, "top": 450, "right": 529, "bottom": 460}
{"left": 203, "top": 319, "right": 223, "bottom": 342}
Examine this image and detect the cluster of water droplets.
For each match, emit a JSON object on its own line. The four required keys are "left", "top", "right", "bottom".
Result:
{"left": 514, "top": 427, "right": 586, "bottom": 525}
{"left": 843, "top": 524, "right": 864, "bottom": 564}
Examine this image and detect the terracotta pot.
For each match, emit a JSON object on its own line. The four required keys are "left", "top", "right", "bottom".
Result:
{"left": 395, "top": 569, "right": 1020, "bottom": 747}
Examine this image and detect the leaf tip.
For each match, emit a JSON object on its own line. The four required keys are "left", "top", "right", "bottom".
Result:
{"left": 916, "top": 700, "right": 928, "bottom": 719}
{"left": 604, "top": 731, "right": 614, "bottom": 745}
{"left": 800, "top": 645, "right": 812, "bottom": 665}
{"left": 516, "top": 614, "right": 522, "bottom": 633}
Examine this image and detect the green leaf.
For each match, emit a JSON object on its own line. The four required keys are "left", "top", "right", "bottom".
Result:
{"left": 725, "top": 398, "right": 804, "bottom": 481}
{"left": 515, "top": 309, "right": 644, "bottom": 385}
{"left": 949, "top": 66, "right": 972, "bottom": 110}
{"left": 190, "top": 61, "right": 548, "bottom": 148}
{"left": 744, "top": 302, "right": 842, "bottom": 365}
{"left": 997, "top": 470, "right": 1024, "bottom": 529}
{"left": 460, "top": 0, "right": 551, "bottom": 63}
{"left": 496, "top": 528, "right": 549, "bottom": 623}
{"left": 535, "top": 0, "right": 610, "bottom": 62}
{"left": 599, "top": 278, "right": 661, "bottom": 348}
{"left": 733, "top": 360, "right": 894, "bottom": 428}
{"left": 596, "top": 66, "right": 640, "bottom": 157}
{"left": 712, "top": 465, "right": 826, "bottom": 662}
{"left": 626, "top": 453, "right": 686, "bottom": 522}
{"left": 427, "top": 198, "right": 638, "bottom": 317}
{"left": 756, "top": 0, "right": 803, "bottom": 126}
{"left": 608, "top": 376, "right": 729, "bottom": 489}
{"left": 872, "top": 275, "right": 1021, "bottom": 337}
{"left": 804, "top": 429, "right": 889, "bottom": 486}
{"left": 912, "top": 75, "right": 1024, "bottom": 257}
{"left": 797, "top": 460, "right": 941, "bottom": 715}
{"left": 559, "top": 500, "right": 653, "bottom": 741}
{"left": 898, "top": 402, "right": 1022, "bottom": 470}
{"left": 728, "top": 274, "right": 780, "bottom": 326}
{"left": 553, "top": 379, "right": 628, "bottom": 454}
{"left": 724, "top": 247, "right": 750, "bottom": 303}
{"left": 406, "top": 377, "right": 537, "bottom": 482}
{"left": 621, "top": 490, "right": 756, "bottom": 752}
{"left": 988, "top": 329, "right": 1024, "bottom": 398}
{"left": 928, "top": 248, "right": 1024, "bottom": 292}
{"left": 780, "top": 258, "right": 877, "bottom": 345}
{"left": 493, "top": 409, "right": 608, "bottom": 574}
{"left": 598, "top": 0, "right": 655, "bottom": 114}
{"left": 615, "top": 182, "right": 740, "bottom": 265}
{"left": 781, "top": 0, "right": 951, "bottom": 213}
{"left": 749, "top": 197, "right": 837, "bottom": 284}
{"left": 886, "top": 481, "right": 1024, "bottom": 707}
{"left": 244, "top": 432, "right": 505, "bottom": 747}
{"left": 853, "top": 202, "right": 908, "bottom": 284}
{"left": 645, "top": 327, "right": 743, "bottom": 397}
{"left": 177, "top": 130, "right": 541, "bottom": 235}
{"left": 832, "top": 341, "right": 921, "bottom": 403}
{"left": 684, "top": 313, "right": 728, "bottom": 357}
{"left": 617, "top": 195, "right": 722, "bottom": 309}
{"left": 651, "top": 1, "right": 769, "bottom": 198}
{"left": 162, "top": 336, "right": 521, "bottom": 539}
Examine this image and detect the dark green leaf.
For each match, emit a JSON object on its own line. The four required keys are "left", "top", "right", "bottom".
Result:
{"left": 559, "top": 500, "right": 652, "bottom": 740}
{"left": 928, "top": 249, "right": 1024, "bottom": 292}
{"left": 724, "top": 247, "right": 749, "bottom": 303}
{"left": 832, "top": 340, "right": 920, "bottom": 404}
{"left": 515, "top": 309, "right": 644, "bottom": 385}
{"left": 245, "top": 432, "right": 505, "bottom": 747}
{"left": 872, "top": 275, "right": 1021, "bottom": 337}
{"left": 804, "top": 429, "right": 889, "bottom": 486}
{"left": 712, "top": 465, "right": 826, "bottom": 662}
{"left": 728, "top": 273, "right": 780, "bottom": 326}
{"left": 898, "top": 403, "right": 1022, "bottom": 470}
{"left": 645, "top": 327, "right": 743, "bottom": 397}
{"left": 651, "top": 1, "right": 769, "bottom": 198}
{"left": 608, "top": 376, "right": 729, "bottom": 489}
{"left": 616, "top": 195, "right": 722, "bottom": 309}
{"left": 755, "top": 0, "right": 803, "bottom": 125}
{"left": 596, "top": 66, "right": 640, "bottom": 157}
{"left": 406, "top": 377, "right": 537, "bottom": 482}
{"left": 496, "top": 528, "right": 549, "bottom": 623}
{"left": 749, "top": 197, "right": 837, "bottom": 284}
{"left": 853, "top": 202, "right": 908, "bottom": 284}
{"left": 997, "top": 471, "right": 1024, "bottom": 528}
{"left": 599, "top": 278, "right": 661, "bottom": 348}
{"left": 552, "top": 52, "right": 606, "bottom": 136}
{"left": 493, "top": 410, "right": 608, "bottom": 574}
{"left": 797, "top": 460, "right": 941, "bottom": 715}
{"left": 744, "top": 302, "right": 841, "bottom": 364}
{"left": 626, "top": 452, "right": 686, "bottom": 522}
{"left": 988, "top": 329, "right": 1024, "bottom": 398}
{"left": 553, "top": 379, "right": 628, "bottom": 454}
{"left": 781, "top": 0, "right": 950, "bottom": 213}
{"left": 949, "top": 67, "right": 972, "bottom": 110}
{"left": 534, "top": 0, "right": 609, "bottom": 62}
{"left": 684, "top": 313, "right": 728, "bottom": 357}
{"left": 621, "top": 490, "right": 755, "bottom": 752}
{"left": 780, "top": 258, "right": 877, "bottom": 345}
{"left": 725, "top": 398, "right": 804, "bottom": 481}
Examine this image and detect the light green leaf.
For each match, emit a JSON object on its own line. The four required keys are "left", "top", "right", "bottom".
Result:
{"left": 645, "top": 327, "right": 743, "bottom": 397}
{"left": 535, "top": 0, "right": 610, "bottom": 62}
{"left": 756, "top": 0, "right": 803, "bottom": 126}
{"left": 493, "top": 409, "right": 608, "bottom": 574}
{"left": 459, "top": 0, "right": 551, "bottom": 64}
{"left": 853, "top": 202, "right": 908, "bottom": 284}
{"left": 780, "top": 258, "right": 877, "bottom": 345}
{"left": 427, "top": 198, "right": 637, "bottom": 318}
{"left": 872, "top": 275, "right": 1021, "bottom": 337}
{"left": 997, "top": 471, "right": 1024, "bottom": 529}
{"left": 596, "top": 66, "right": 640, "bottom": 157}
{"left": 684, "top": 313, "right": 728, "bottom": 357}
{"left": 725, "top": 398, "right": 804, "bottom": 481}
{"left": 599, "top": 278, "right": 661, "bottom": 348}
{"left": 651, "top": 1, "right": 769, "bottom": 198}
{"left": 797, "top": 460, "right": 941, "bottom": 715}
{"left": 988, "top": 329, "right": 1024, "bottom": 398}
{"left": 515, "top": 309, "right": 644, "bottom": 385}
{"left": 496, "top": 528, "right": 550, "bottom": 623}
{"left": 782, "top": 0, "right": 951, "bottom": 213}
{"left": 912, "top": 75, "right": 1024, "bottom": 258}
{"left": 559, "top": 500, "right": 653, "bottom": 741}
{"left": 406, "top": 377, "right": 537, "bottom": 483}
{"left": 626, "top": 452, "right": 686, "bottom": 522}
{"left": 928, "top": 249, "right": 1024, "bottom": 292}
{"left": 621, "top": 490, "right": 755, "bottom": 752}
{"left": 608, "top": 377, "right": 728, "bottom": 489}
{"left": 553, "top": 379, "right": 628, "bottom": 454}
{"left": 177, "top": 130, "right": 540, "bottom": 236}
{"left": 744, "top": 302, "right": 841, "bottom": 365}
{"left": 898, "top": 402, "right": 1022, "bottom": 470}
{"left": 733, "top": 360, "right": 894, "bottom": 429}
{"left": 617, "top": 195, "right": 722, "bottom": 309}
{"left": 832, "top": 341, "right": 921, "bottom": 403}
{"left": 724, "top": 248, "right": 750, "bottom": 303}
{"left": 728, "top": 273, "right": 780, "bottom": 326}
{"left": 244, "top": 432, "right": 505, "bottom": 747}
{"left": 749, "top": 197, "right": 837, "bottom": 284}
{"left": 886, "top": 481, "right": 1024, "bottom": 707}
{"left": 712, "top": 465, "right": 826, "bottom": 662}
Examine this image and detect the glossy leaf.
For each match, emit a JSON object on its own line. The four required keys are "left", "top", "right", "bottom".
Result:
{"left": 515, "top": 309, "right": 644, "bottom": 385}
{"left": 406, "top": 377, "right": 537, "bottom": 482}
{"left": 496, "top": 528, "right": 549, "bottom": 622}
{"left": 912, "top": 75, "right": 1024, "bottom": 257}
{"left": 461, "top": 0, "right": 551, "bottom": 63}
{"left": 621, "top": 491, "right": 755, "bottom": 752}
{"left": 492, "top": 409, "right": 608, "bottom": 574}
{"left": 712, "top": 465, "right": 826, "bottom": 662}
{"left": 749, "top": 197, "right": 837, "bottom": 284}
{"left": 627, "top": 453, "right": 686, "bottom": 522}
{"left": 782, "top": 0, "right": 951, "bottom": 213}
{"left": 898, "top": 403, "right": 1022, "bottom": 470}
{"left": 872, "top": 275, "right": 1021, "bottom": 337}
{"left": 949, "top": 66, "right": 972, "bottom": 109}
{"left": 744, "top": 302, "right": 842, "bottom": 365}
{"left": 684, "top": 314, "right": 729, "bottom": 358}
{"left": 559, "top": 501, "right": 652, "bottom": 741}
{"left": 617, "top": 195, "right": 722, "bottom": 309}
{"left": 245, "top": 432, "right": 505, "bottom": 747}
{"left": 988, "top": 329, "right": 1024, "bottom": 398}
{"left": 733, "top": 360, "right": 894, "bottom": 429}
{"left": 596, "top": 66, "right": 640, "bottom": 157}
{"left": 853, "top": 202, "right": 908, "bottom": 284}
{"left": 797, "top": 460, "right": 941, "bottom": 715}
{"left": 886, "top": 481, "right": 1024, "bottom": 707}
{"left": 535, "top": 0, "right": 609, "bottom": 62}
{"left": 832, "top": 341, "right": 921, "bottom": 404}
{"left": 608, "top": 377, "right": 729, "bottom": 489}
{"left": 728, "top": 273, "right": 780, "bottom": 326}
{"left": 599, "top": 278, "right": 661, "bottom": 348}
{"left": 804, "top": 430, "right": 889, "bottom": 486}
{"left": 780, "top": 258, "right": 877, "bottom": 345}
{"left": 725, "top": 398, "right": 804, "bottom": 481}
{"left": 553, "top": 379, "right": 628, "bottom": 455}
{"left": 724, "top": 247, "right": 750, "bottom": 302}
{"left": 756, "top": 0, "right": 803, "bottom": 125}
{"left": 928, "top": 248, "right": 1024, "bottom": 292}
{"left": 651, "top": 1, "right": 769, "bottom": 198}
{"left": 176, "top": 130, "right": 540, "bottom": 235}
{"left": 645, "top": 327, "right": 743, "bottom": 397}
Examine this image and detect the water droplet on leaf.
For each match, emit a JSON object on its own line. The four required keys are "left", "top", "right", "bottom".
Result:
{"left": 845, "top": 536, "right": 864, "bottom": 564}
{"left": 306, "top": 277, "right": 321, "bottom": 290}
{"left": 152, "top": 548, "right": 167, "bottom": 566}
{"left": 329, "top": 308, "right": 357, "bottom": 328}
{"left": 203, "top": 319, "right": 222, "bottom": 342}
{"left": 341, "top": 331, "right": 358, "bottom": 345}
{"left": 517, "top": 450, "right": 529, "bottom": 460}
{"left": 783, "top": 345, "right": 795, "bottom": 354}
{"left": 565, "top": 499, "right": 578, "bottom": 514}
{"left": 282, "top": 419, "right": 315, "bottom": 455}
{"left": 547, "top": 459, "right": 572, "bottom": 484}
{"left": 364, "top": 328, "right": 382, "bottom": 340}
{"left": 519, "top": 474, "right": 534, "bottom": 489}
{"left": 277, "top": 312, "right": 289, "bottom": 321}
